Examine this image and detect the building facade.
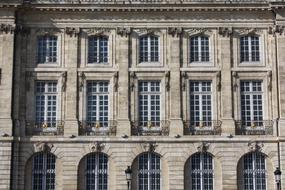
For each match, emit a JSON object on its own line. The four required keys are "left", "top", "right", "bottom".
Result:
{"left": 0, "top": 0, "right": 285, "bottom": 189}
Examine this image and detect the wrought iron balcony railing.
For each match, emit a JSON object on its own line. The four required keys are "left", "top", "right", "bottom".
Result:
{"left": 79, "top": 120, "right": 117, "bottom": 136}
{"left": 25, "top": 120, "right": 64, "bottom": 136}
{"left": 131, "top": 120, "right": 170, "bottom": 136}
{"left": 235, "top": 120, "right": 274, "bottom": 135}
{"left": 183, "top": 120, "right": 222, "bottom": 135}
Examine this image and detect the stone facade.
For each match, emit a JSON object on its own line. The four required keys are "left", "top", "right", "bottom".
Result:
{"left": 0, "top": 0, "right": 285, "bottom": 190}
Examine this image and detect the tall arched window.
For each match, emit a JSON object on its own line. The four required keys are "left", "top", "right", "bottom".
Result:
{"left": 190, "top": 152, "right": 213, "bottom": 190}
{"left": 32, "top": 152, "right": 56, "bottom": 190}
{"left": 85, "top": 153, "right": 108, "bottom": 190}
{"left": 241, "top": 152, "right": 266, "bottom": 190}
{"left": 139, "top": 35, "right": 159, "bottom": 63}
{"left": 138, "top": 152, "right": 161, "bottom": 190}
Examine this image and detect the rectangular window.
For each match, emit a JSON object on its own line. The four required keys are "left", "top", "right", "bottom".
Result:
{"left": 37, "top": 36, "right": 58, "bottom": 64}
{"left": 138, "top": 81, "right": 160, "bottom": 127}
{"left": 240, "top": 81, "right": 263, "bottom": 127}
{"left": 86, "top": 81, "right": 109, "bottom": 127}
{"left": 190, "top": 36, "right": 210, "bottom": 63}
{"left": 190, "top": 81, "right": 212, "bottom": 127}
{"left": 88, "top": 36, "right": 108, "bottom": 64}
{"left": 240, "top": 36, "right": 260, "bottom": 63}
{"left": 35, "top": 81, "right": 58, "bottom": 128}
{"left": 139, "top": 35, "right": 159, "bottom": 63}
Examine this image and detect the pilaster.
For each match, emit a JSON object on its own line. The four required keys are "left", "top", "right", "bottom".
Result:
{"left": 116, "top": 28, "right": 131, "bottom": 137}
{"left": 64, "top": 29, "right": 79, "bottom": 136}
{"left": 219, "top": 28, "right": 235, "bottom": 135}
{"left": 168, "top": 28, "right": 183, "bottom": 136}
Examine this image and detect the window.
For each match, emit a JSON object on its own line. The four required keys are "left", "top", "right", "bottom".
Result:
{"left": 138, "top": 152, "right": 161, "bottom": 190}
{"left": 86, "top": 81, "right": 109, "bottom": 127}
{"left": 190, "top": 152, "right": 214, "bottom": 190}
{"left": 35, "top": 81, "right": 58, "bottom": 128}
{"left": 240, "top": 81, "right": 263, "bottom": 127}
{"left": 85, "top": 153, "right": 108, "bottom": 190}
{"left": 138, "top": 81, "right": 161, "bottom": 127}
{"left": 242, "top": 152, "right": 266, "bottom": 190}
{"left": 139, "top": 35, "right": 159, "bottom": 63}
{"left": 37, "top": 35, "right": 58, "bottom": 64}
{"left": 240, "top": 36, "right": 260, "bottom": 63}
{"left": 190, "top": 81, "right": 212, "bottom": 127}
{"left": 32, "top": 152, "right": 56, "bottom": 190}
{"left": 190, "top": 36, "right": 210, "bottom": 63}
{"left": 88, "top": 36, "right": 108, "bottom": 64}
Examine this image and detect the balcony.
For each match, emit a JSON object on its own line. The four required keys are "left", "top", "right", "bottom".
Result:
{"left": 183, "top": 120, "right": 222, "bottom": 135}
{"left": 235, "top": 120, "right": 274, "bottom": 135}
{"left": 79, "top": 120, "right": 117, "bottom": 136}
{"left": 25, "top": 120, "right": 64, "bottom": 136}
{"left": 131, "top": 120, "right": 170, "bottom": 136}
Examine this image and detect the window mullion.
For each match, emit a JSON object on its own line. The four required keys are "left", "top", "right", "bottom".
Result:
{"left": 199, "top": 83, "right": 203, "bottom": 121}
{"left": 248, "top": 37, "right": 252, "bottom": 62}
{"left": 200, "top": 153, "right": 203, "bottom": 190}
{"left": 148, "top": 37, "right": 151, "bottom": 62}
{"left": 198, "top": 37, "right": 202, "bottom": 62}
{"left": 97, "top": 39, "right": 100, "bottom": 63}
{"left": 95, "top": 154, "right": 98, "bottom": 190}
{"left": 44, "top": 84, "right": 48, "bottom": 122}
{"left": 43, "top": 153, "right": 47, "bottom": 190}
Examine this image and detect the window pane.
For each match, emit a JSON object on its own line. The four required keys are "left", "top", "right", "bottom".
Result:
{"left": 88, "top": 36, "right": 109, "bottom": 64}
{"left": 37, "top": 36, "right": 57, "bottom": 64}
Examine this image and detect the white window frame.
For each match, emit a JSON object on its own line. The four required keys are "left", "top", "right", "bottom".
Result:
{"left": 189, "top": 36, "right": 210, "bottom": 63}
{"left": 138, "top": 35, "right": 160, "bottom": 63}
{"left": 32, "top": 152, "right": 56, "bottom": 190}
{"left": 190, "top": 152, "right": 214, "bottom": 190}
{"left": 189, "top": 80, "right": 213, "bottom": 128}
{"left": 242, "top": 152, "right": 267, "bottom": 190}
{"left": 37, "top": 35, "right": 58, "bottom": 64}
{"left": 240, "top": 36, "right": 261, "bottom": 63}
{"left": 85, "top": 153, "right": 108, "bottom": 190}
{"left": 87, "top": 35, "right": 109, "bottom": 64}
{"left": 138, "top": 152, "right": 161, "bottom": 190}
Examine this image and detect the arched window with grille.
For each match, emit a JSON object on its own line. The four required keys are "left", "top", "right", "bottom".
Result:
{"left": 85, "top": 152, "right": 108, "bottom": 190}
{"left": 139, "top": 35, "right": 159, "bottom": 63}
{"left": 240, "top": 152, "right": 267, "bottom": 190}
{"left": 138, "top": 152, "right": 161, "bottom": 190}
{"left": 88, "top": 36, "right": 109, "bottom": 64}
{"left": 32, "top": 152, "right": 56, "bottom": 190}
{"left": 190, "top": 152, "right": 214, "bottom": 190}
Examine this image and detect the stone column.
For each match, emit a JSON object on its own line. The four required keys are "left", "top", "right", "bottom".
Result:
{"left": 116, "top": 28, "right": 131, "bottom": 136}
{"left": 168, "top": 28, "right": 183, "bottom": 136}
{"left": 64, "top": 29, "right": 79, "bottom": 136}
{"left": 219, "top": 28, "right": 235, "bottom": 135}
{"left": 0, "top": 28, "right": 15, "bottom": 136}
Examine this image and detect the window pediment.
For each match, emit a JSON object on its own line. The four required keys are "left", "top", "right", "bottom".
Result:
{"left": 183, "top": 28, "right": 213, "bottom": 37}
{"left": 81, "top": 27, "right": 111, "bottom": 36}
{"left": 35, "top": 28, "right": 64, "bottom": 35}
{"left": 132, "top": 28, "right": 161, "bottom": 37}
{"left": 233, "top": 28, "right": 263, "bottom": 37}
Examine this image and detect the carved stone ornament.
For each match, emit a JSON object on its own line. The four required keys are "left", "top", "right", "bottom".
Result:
{"left": 61, "top": 71, "right": 67, "bottom": 92}
{"left": 132, "top": 28, "right": 161, "bottom": 36}
{"left": 196, "top": 142, "right": 210, "bottom": 152}
{"left": 82, "top": 28, "right": 111, "bottom": 36}
{"left": 183, "top": 28, "right": 212, "bottom": 37}
{"left": 216, "top": 71, "right": 221, "bottom": 92}
{"left": 248, "top": 141, "right": 264, "bottom": 152}
{"left": 34, "top": 142, "right": 54, "bottom": 153}
{"left": 35, "top": 28, "right": 63, "bottom": 35}
{"left": 218, "top": 27, "right": 233, "bottom": 37}
{"left": 79, "top": 72, "right": 86, "bottom": 92}
{"left": 233, "top": 28, "right": 263, "bottom": 36}
{"left": 89, "top": 142, "right": 105, "bottom": 152}
{"left": 0, "top": 24, "right": 15, "bottom": 34}
{"left": 117, "top": 27, "right": 131, "bottom": 37}
{"left": 143, "top": 142, "right": 158, "bottom": 152}
{"left": 232, "top": 71, "right": 238, "bottom": 92}
{"left": 65, "top": 27, "right": 80, "bottom": 37}
{"left": 267, "top": 71, "right": 272, "bottom": 91}
{"left": 114, "top": 71, "right": 119, "bottom": 92}
{"left": 165, "top": 71, "right": 170, "bottom": 91}
{"left": 269, "top": 25, "right": 285, "bottom": 36}
{"left": 181, "top": 71, "right": 188, "bottom": 91}
{"left": 168, "top": 27, "right": 182, "bottom": 37}
{"left": 130, "top": 71, "right": 136, "bottom": 91}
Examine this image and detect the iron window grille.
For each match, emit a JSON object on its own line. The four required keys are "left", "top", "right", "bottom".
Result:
{"left": 243, "top": 152, "right": 266, "bottom": 190}
{"left": 32, "top": 152, "right": 56, "bottom": 190}
{"left": 85, "top": 153, "right": 108, "bottom": 190}
{"left": 138, "top": 152, "right": 161, "bottom": 190}
{"left": 190, "top": 152, "right": 214, "bottom": 190}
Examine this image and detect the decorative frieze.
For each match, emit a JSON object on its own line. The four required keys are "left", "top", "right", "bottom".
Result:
{"left": 0, "top": 24, "right": 15, "bottom": 34}
{"left": 218, "top": 27, "right": 233, "bottom": 37}
{"left": 81, "top": 28, "right": 111, "bottom": 36}
{"left": 233, "top": 28, "right": 263, "bottom": 36}
{"left": 183, "top": 28, "right": 212, "bottom": 37}
{"left": 132, "top": 28, "right": 161, "bottom": 36}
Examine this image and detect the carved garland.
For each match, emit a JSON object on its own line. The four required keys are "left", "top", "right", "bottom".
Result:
{"left": 117, "top": 27, "right": 131, "bottom": 37}
{"left": 81, "top": 28, "right": 111, "bottom": 36}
